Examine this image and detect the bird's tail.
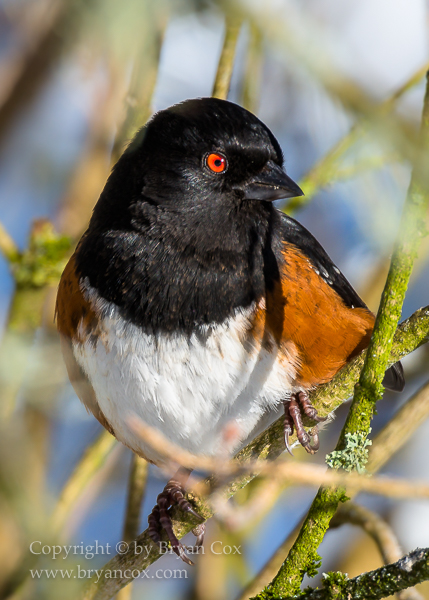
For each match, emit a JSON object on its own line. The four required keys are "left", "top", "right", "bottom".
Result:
{"left": 382, "top": 361, "right": 405, "bottom": 392}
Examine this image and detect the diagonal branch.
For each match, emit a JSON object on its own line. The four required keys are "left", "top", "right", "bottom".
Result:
{"left": 331, "top": 502, "right": 424, "bottom": 600}
{"left": 296, "top": 547, "right": 429, "bottom": 600}
{"left": 238, "top": 376, "right": 429, "bottom": 600}
{"left": 212, "top": 15, "right": 243, "bottom": 99}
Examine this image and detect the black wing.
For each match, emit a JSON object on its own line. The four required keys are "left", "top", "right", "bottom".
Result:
{"left": 278, "top": 213, "right": 367, "bottom": 309}
{"left": 277, "top": 212, "right": 405, "bottom": 392}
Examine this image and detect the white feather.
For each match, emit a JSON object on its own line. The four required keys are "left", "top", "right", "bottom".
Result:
{"left": 72, "top": 284, "right": 299, "bottom": 464}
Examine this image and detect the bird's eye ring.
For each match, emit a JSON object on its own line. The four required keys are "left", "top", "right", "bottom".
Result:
{"left": 205, "top": 152, "right": 227, "bottom": 174}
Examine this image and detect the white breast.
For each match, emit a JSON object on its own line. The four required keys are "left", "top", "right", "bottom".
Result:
{"left": 72, "top": 286, "right": 298, "bottom": 464}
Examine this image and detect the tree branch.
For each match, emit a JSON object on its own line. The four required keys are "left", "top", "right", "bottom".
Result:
{"left": 116, "top": 455, "right": 148, "bottom": 600}
{"left": 367, "top": 378, "right": 429, "bottom": 474}
{"left": 287, "top": 62, "right": 429, "bottom": 213}
{"left": 212, "top": 15, "right": 243, "bottom": 100}
{"left": 297, "top": 548, "right": 429, "bottom": 600}
{"left": 253, "top": 73, "right": 429, "bottom": 599}
{"left": 237, "top": 377, "right": 429, "bottom": 600}
{"left": 331, "top": 503, "right": 424, "bottom": 600}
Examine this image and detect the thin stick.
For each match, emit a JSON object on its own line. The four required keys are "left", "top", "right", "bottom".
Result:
{"left": 116, "top": 455, "right": 148, "bottom": 600}
{"left": 242, "top": 23, "right": 263, "bottom": 114}
{"left": 287, "top": 62, "right": 429, "bottom": 212}
{"left": 129, "top": 417, "right": 429, "bottom": 502}
{"left": 52, "top": 431, "right": 117, "bottom": 532}
{"left": 331, "top": 502, "right": 424, "bottom": 600}
{"left": 367, "top": 378, "right": 429, "bottom": 474}
{"left": 0, "top": 222, "right": 19, "bottom": 262}
{"left": 212, "top": 16, "right": 243, "bottom": 100}
{"left": 297, "top": 548, "right": 429, "bottom": 600}
{"left": 121, "top": 455, "right": 149, "bottom": 543}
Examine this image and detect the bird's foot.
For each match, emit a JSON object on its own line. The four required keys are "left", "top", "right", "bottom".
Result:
{"left": 283, "top": 391, "right": 327, "bottom": 455}
{"left": 148, "top": 475, "right": 205, "bottom": 565}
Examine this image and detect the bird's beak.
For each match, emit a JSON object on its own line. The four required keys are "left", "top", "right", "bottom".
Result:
{"left": 240, "top": 160, "right": 304, "bottom": 201}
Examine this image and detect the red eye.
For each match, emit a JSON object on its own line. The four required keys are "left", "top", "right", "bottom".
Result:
{"left": 206, "top": 152, "right": 227, "bottom": 173}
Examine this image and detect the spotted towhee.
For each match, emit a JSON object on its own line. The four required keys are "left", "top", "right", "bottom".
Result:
{"left": 56, "top": 97, "right": 404, "bottom": 563}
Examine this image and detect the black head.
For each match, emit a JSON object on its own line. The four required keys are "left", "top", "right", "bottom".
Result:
{"left": 90, "top": 98, "right": 302, "bottom": 244}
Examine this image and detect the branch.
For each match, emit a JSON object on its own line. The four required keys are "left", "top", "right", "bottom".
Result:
{"left": 129, "top": 416, "right": 429, "bottom": 501}
{"left": 297, "top": 548, "right": 429, "bottom": 600}
{"left": 331, "top": 503, "right": 424, "bottom": 600}
{"left": 0, "top": 222, "right": 19, "bottom": 263}
{"left": 237, "top": 377, "right": 429, "bottom": 600}
{"left": 52, "top": 431, "right": 117, "bottom": 532}
{"left": 254, "top": 73, "right": 429, "bottom": 599}
{"left": 242, "top": 23, "right": 263, "bottom": 114}
{"left": 287, "top": 62, "right": 429, "bottom": 213}
{"left": 212, "top": 15, "right": 243, "bottom": 100}
{"left": 120, "top": 456, "right": 148, "bottom": 544}
{"left": 110, "top": 22, "right": 165, "bottom": 163}
{"left": 116, "top": 455, "right": 148, "bottom": 600}
{"left": 367, "top": 378, "right": 429, "bottom": 474}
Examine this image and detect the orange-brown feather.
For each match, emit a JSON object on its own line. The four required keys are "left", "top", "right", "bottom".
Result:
{"left": 56, "top": 255, "right": 115, "bottom": 435}
{"left": 253, "top": 243, "right": 374, "bottom": 389}
{"left": 56, "top": 254, "right": 99, "bottom": 342}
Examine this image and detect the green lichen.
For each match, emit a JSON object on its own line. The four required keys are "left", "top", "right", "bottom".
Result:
{"left": 10, "top": 221, "right": 72, "bottom": 288}
{"left": 326, "top": 429, "right": 372, "bottom": 474}
{"left": 320, "top": 571, "right": 350, "bottom": 599}
{"left": 304, "top": 556, "right": 323, "bottom": 579}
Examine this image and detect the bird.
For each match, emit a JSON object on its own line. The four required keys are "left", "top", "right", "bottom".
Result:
{"left": 56, "top": 97, "right": 404, "bottom": 563}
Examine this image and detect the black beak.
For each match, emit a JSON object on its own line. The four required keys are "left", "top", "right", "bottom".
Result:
{"left": 239, "top": 160, "right": 304, "bottom": 201}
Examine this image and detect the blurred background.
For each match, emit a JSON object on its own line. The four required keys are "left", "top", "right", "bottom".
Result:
{"left": 0, "top": 0, "right": 429, "bottom": 599}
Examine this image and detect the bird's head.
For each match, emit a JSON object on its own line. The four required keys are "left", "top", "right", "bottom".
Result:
{"left": 132, "top": 97, "right": 302, "bottom": 205}
{"left": 91, "top": 98, "right": 303, "bottom": 247}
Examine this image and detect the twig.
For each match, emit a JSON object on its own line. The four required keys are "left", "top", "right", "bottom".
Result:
{"left": 110, "top": 24, "right": 165, "bottom": 163}
{"left": 287, "top": 62, "right": 429, "bottom": 212}
{"left": 129, "top": 417, "right": 429, "bottom": 501}
{"left": 78, "top": 304, "right": 429, "bottom": 600}
{"left": 52, "top": 431, "right": 117, "bottom": 532}
{"left": 136, "top": 417, "right": 429, "bottom": 500}
{"left": 212, "top": 16, "right": 243, "bottom": 100}
{"left": 0, "top": 222, "right": 19, "bottom": 262}
{"left": 116, "top": 455, "right": 148, "bottom": 600}
{"left": 120, "top": 455, "right": 149, "bottom": 543}
{"left": 236, "top": 380, "right": 429, "bottom": 600}
{"left": 367, "top": 378, "right": 429, "bottom": 474}
{"left": 255, "top": 72, "right": 429, "bottom": 599}
{"left": 0, "top": 0, "right": 67, "bottom": 141}
{"left": 296, "top": 547, "right": 429, "bottom": 600}
{"left": 242, "top": 23, "right": 263, "bottom": 114}
{"left": 331, "top": 503, "right": 424, "bottom": 600}
{"left": 211, "top": 463, "right": 429, "bottom": 513}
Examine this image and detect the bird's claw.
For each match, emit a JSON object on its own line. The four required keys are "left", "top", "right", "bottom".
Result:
{"left": 284, "top": 392, "right": 324, "bottom": 455}
{"left": 148, "top": 475, "right": 205, "bottom": 564}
